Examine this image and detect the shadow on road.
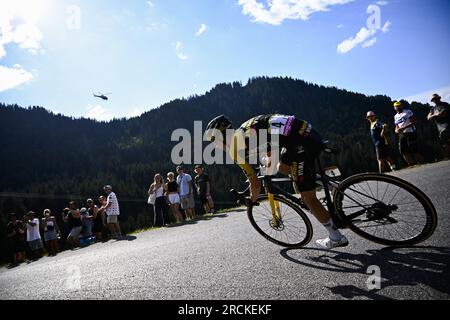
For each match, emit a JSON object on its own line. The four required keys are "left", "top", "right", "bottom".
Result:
{"left": 280, "top": 246, "right": 450, "bottom": 299}
{"left": 165, "top": 213, "right": 228, "bottom": 228}
{"left": 117, "top": 235, "right": 137, "bottom": 241}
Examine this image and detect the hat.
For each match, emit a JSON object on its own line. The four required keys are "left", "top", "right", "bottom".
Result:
{"left": 104, "top": 185, "right": 112, "bottom": 190}
{"left": 366, "top": 111, "right": 376, "bottom": 118}
{"left": 430, "top": 93, "right": 441, "bottom": 102}
{"left": 393, "top": 101, "right": 402, "bottom": 108}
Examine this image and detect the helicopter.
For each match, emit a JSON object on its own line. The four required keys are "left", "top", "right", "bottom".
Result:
{"left": 93, "top": 92, "right": 111, "bottom": 101}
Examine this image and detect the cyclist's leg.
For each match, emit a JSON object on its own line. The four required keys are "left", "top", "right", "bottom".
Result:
{"left": 293, "top": 132, "right": 347, "bottom": 247}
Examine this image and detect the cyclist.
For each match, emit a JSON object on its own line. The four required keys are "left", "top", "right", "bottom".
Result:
{"left": 205, "top": 114, "right": 348, "bottom": 249}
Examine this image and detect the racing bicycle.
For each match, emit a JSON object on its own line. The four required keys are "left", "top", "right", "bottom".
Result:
{"left": 230, "top": 142, "right": 438, "bottom": 248}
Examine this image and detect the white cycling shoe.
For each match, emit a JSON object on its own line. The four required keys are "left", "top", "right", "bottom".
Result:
{"left": 316, "top": 235, "right": 349, "bottom": 250}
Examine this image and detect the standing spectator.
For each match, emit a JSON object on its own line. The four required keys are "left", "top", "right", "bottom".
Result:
{"left": 24, "top": 211, "right": 45, "bottom": 260}
{"left": 366, "top": 111, "right": 397, "bottom": 173}
{"left": 42, "top": 209, "right": 60, "bottom": 256}
{"left": 6, "top": 213, "right": 26, "bottom": 266}
{"left": 65, "top": 201, "right": 83, "bottom": 249}
{"left": 59, "top": 207, "right": 70, "bottom": 250}
{"left": 80, "top": 207, "right": 94, "bottom": 241}
{"left": 176, "top": 166, "right": 196, "bottom": 220}
{"left": 148, "top": 174, "right": 170, "bottom": 227}
{"left": 194, "top": 165, "right": 216, "bottom": 215}
{"left": 98, "top": 196, "right": 108, "bottom": 240}
{"left": 428, "top": 93, "right": 450, "bottom": 159}
{"left": 101, "top": 185, "right": 122, "bottom": 240}
{"left": 166, "top": 172, "right": 183, "bottom": 223}
{"left": 393, "top": 101, "right": 424, "bottom": 166}
{"left": 88, "top": 198, "right": 103, "bottom": 241}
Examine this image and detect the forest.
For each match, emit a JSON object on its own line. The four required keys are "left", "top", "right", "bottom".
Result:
{"left": 0, "top": 76, "right": 443, "bottom": 263}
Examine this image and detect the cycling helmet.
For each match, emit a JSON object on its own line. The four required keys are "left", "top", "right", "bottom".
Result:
{"left": 393, "top": 101, "right": 402, "bottom": 108}
{"left": 205, "top": 115, "right": 232, "bottom": 142}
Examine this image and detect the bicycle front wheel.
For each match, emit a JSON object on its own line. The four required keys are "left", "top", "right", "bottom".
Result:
{"left": 334, "top": 173, "right": 438, "bottom": 246}
{"left": 248, "top": 194, "right": 313, "bottom": 248}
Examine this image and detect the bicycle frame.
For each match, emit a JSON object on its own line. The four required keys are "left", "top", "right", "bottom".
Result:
{"left": 245, "top": 156, "right": 346, "bottom": 228}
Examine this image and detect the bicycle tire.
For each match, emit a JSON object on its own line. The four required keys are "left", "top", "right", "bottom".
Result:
{"left": 247, "top": 194, "right": 313, "bottom": 248}
{"left": 333, "top": 173, "right": 437, "bottom": 246}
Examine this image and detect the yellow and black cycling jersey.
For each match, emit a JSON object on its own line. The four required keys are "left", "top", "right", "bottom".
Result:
{"left": 229, "top": 114, "right": 314, "bottom": 179}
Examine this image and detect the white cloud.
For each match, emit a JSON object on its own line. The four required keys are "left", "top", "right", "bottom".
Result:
{"left": 128, "top": 107, "right": 143, "bottom": 118}
{"left": 195, "top": 24, "right": 207, "bottom": 36}
{"left": 0, "top": 0, "right": 45, "bottom": 59}
{"left": 376, "top": 1, "right": 388, "bottom": 6}
{"left": 86, "top": 104, "right": 114, "bottom": 122}
{"left": 238, "top": 0, "right": 354, "bottom": 25}
{"left": 337, "top": 24, "right": 344, "bottom": 28}
{"left": 0, "top": 64, "right": 34, "bottom": 92}
{"left": 147, "top": 1, "right": 154, "bottom": 7}
{"left": 175, "top": 41, "right": 188, "bottom": 60}
{"left": 362, "top": 37, "right": 377, "bottom": 48}
{"left": 402, "top": 85, "right": 450, "bottom": 104}
{"left": 337, "top": 27, "right": 376, "bottom": 54}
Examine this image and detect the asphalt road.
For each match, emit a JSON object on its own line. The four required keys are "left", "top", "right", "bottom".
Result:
{"left": 1, "top": 161, "right": 449, "bottom": 300}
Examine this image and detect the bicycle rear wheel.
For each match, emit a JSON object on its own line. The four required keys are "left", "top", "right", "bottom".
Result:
{"left": 247, "top": 194, "right": 313, "bottom": 248}
{"left": 334, "top": 173, "right": 437, "bottom": 246}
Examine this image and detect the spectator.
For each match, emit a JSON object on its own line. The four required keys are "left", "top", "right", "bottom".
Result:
{"left": 80, "top": 207, "right": 94, "bottom": 240}
{"left": 366, "top": 111, "right": 397, "bottom": 173}
{"left": 148, "top": 174, "right": 170, "bottom": 227}
{"left": 88, "top": 198, "right": 104, "bottom": 241}
{"left": 166, "top": 172, "right": 183, "bottom": 223}
{"left": 59, "top": 207, "right": 70, "bottom": 249}
{"left": 98, "top": 196, "right": 108, "bottom": 240}
{"left": 428, "top": 93, "right": 450, "bottom": 159}
{"left": 101, "top": 185, "right": 122, "bottom": 240}
{"left": 24, "top": 211, "right": 45, "bottom": 260}
{"left": 42, "top": 209, "right": 60, "bottom": 256}
{"left": 65, "top": 201, "right": 83, "bottom": 249}
{"left": 393, "top": 101, "right": 424, "bottom": 166}
{"left": 194, "top": 165, "right": 216, "bottom": 214}
{"left": 176, "top": 166, "right": 196, "bottom": 220}
{"left": 6, "top": 213, "right": 26, "bottom": 266}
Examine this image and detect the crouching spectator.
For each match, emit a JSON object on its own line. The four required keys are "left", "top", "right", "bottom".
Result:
{"left": 42, "top": 209, "right": 60, "bottom": 256}
{"left": 24, "top": 211, "right": 45, "bottom": 260}
{"left": 6, "top": 213, "right": 26, "bottom": 266}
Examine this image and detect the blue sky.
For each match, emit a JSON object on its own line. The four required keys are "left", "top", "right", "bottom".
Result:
{"left": 0, "top": 0, "right": 449, "bottom": 121}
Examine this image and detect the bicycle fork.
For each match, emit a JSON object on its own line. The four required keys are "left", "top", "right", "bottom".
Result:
{"left": 263, "top": 177, "right": 283, "bottom": 227}
{"left": 267, "top": 193, "right": 283, "bottom": 226}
